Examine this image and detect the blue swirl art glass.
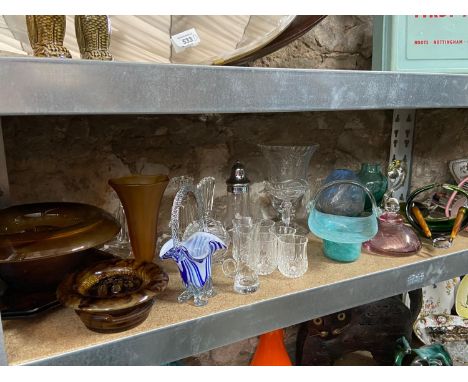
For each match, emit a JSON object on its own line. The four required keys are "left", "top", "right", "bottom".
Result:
{"left": 160, "top": 183, "right": 226, "bottom": 307}
{"left": 308, "top": 180, "right": 378, "bottom": 263}
{"left": 318, "top": 169, "right": 365, "bottom": 217}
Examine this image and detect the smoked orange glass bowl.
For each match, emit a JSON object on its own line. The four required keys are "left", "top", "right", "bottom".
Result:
{"left": 405, "top": 183, "right": 468, "bottom": 249}
{"left": 57, "top": 258, "right": 169, "bottom": 333}
{"left": 0, "top": 202, "right": 120, "bottom": 292}
{"left": 0, "top": 202, "right": 120, "bottom": 261}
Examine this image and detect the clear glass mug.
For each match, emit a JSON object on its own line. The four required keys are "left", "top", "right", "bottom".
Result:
{"left": 232, "top": 217, "right": 274, "bottom": 264}
{"left": 222, "top": 222, "right": 259, "bottom": 294}
{"left": 277, "top": 234, "right": 308, "bottom": 278}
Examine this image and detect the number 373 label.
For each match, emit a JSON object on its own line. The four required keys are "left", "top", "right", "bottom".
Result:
{"left": 171, "top": 28, "right": 201, "bottom": 53}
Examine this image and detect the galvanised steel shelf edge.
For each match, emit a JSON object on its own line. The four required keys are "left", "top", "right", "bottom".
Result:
{"left": 0, "top": 312, "right": 7, "bottom": 366}
{"left": 23, "top": 246, "right": 468, "bottom": 366}
{"left": 1, "top": 57, "right": 468, "bottom": 115}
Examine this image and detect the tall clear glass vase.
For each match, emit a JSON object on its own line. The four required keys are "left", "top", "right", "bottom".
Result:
{"left": 259, "top": 144, "right": 319, "bottom": 232}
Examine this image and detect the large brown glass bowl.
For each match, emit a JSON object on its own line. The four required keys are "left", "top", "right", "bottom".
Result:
{"left": 0, "top": 248, "right": 110, "bottom": 292}
{"left": 0, "top": 202, "right": 120, "bottom": 292}
{"left": 0, "top": 202, "right": 120, "bottom": 261}
{"left": 57, "top": 258, "right": 169, "bottom": 333}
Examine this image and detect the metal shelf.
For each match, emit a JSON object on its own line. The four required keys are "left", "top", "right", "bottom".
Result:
{"left": 3, "top": 235, "right": 468, "bottom": 366}
{"left": 1, "top": 57, "right": 468, "bottom": 366}
{"left": 0, "top": 57, "right": 468, "bottom": 115}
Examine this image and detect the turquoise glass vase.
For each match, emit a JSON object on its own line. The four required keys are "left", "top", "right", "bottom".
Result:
{"left": 308, "top": 180, "right": 378, "bottom": 263}
{"left": 357, "top": 163, "right": 388, "bottom": 208}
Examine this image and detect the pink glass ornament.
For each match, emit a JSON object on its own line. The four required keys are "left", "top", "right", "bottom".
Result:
{"left": 363, "top": 211, "right": 421, "bottom": 256}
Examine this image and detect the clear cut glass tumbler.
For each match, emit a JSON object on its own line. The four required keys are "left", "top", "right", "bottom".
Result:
{"left": 222, "top": 223, "right": 259, "bottom": 294}
{"left": 255, "top": 231, "right": 278, "bottom": 276}
{"left": 255, "top": 219, "right": 275, "bottom": 234}
{"left": 277, "top": 234, "right": 308, "bottom": 278}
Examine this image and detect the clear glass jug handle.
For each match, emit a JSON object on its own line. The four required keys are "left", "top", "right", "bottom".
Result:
{"left": 221, "top": 257, "right": 237, "bottom": 278}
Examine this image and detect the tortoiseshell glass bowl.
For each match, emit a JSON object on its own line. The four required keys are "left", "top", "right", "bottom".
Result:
{"left": 57, "top": 258, "right": 169, "bottom": 333}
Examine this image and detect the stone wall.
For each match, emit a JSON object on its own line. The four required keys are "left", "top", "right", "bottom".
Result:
{"left": 3, "top": 110, "right": 393, "bottom": 220}
{"left": 2, "top": 16, "right": 467, "bottom": 365}
{"left": 250, "top": 16, "right": 373, "bottom": 70}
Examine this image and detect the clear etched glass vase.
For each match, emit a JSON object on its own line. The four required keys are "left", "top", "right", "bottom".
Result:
{"left": 259, "top": 144, "right": 319, "bottom": 231}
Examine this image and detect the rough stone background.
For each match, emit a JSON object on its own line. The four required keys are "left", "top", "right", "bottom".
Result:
{"left": 2, "top": 16, "right": 467, "bottom": 365}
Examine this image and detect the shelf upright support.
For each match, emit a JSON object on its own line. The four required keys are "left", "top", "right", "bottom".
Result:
{"left": 0, "top": 117, "right": 10, "bottom": 208}
{"left": 0, "top": 117, "right": 7, "bottom": 365}
{"left": 389, "top": 109, "right": 416, "bottom": 202}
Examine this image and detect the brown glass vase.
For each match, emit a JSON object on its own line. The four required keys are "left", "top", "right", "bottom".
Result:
{"left": 109, "top": 175, "right": 169, "bottom": 264}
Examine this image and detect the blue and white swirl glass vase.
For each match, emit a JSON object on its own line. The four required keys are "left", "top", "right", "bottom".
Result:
{"left": 160, "top": 183, "right": 227, "bottom": 306}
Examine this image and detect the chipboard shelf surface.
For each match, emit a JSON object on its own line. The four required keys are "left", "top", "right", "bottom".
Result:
{"left": 3, "top": 234, "right": 468, "bottom": 366}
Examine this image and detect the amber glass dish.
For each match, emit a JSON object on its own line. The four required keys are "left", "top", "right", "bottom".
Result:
{"left": 0, "top": 202, "right": 120, "bottom": 261}
{"left": 57, "top": 258, "right": 169, "bottom": 333}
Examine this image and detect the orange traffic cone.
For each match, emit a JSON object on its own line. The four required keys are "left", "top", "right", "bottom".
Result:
{"left": 250, "top": 329, "right": 292, "bottom": 366}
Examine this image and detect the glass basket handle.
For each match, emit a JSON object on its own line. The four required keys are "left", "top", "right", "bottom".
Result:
{"left": 171, "top": 183, "right": 206, "bottom": 248}
{"left": 309, "top": 179, "right": 379, "bottom": 216}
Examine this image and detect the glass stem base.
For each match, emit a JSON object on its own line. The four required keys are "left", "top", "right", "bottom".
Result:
{"left": 233, "top": 274, "right": 259, "bottom": 294}
{"left": 177, "top": 277, "right": 216, "bottom": 307}
{"left": 432, "top": 236, "right": 453, "bottom": 249}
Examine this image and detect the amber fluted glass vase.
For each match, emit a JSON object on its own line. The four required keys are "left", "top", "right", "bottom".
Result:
{"left": 109, "top": 175, "right": 169, "bottom": 264}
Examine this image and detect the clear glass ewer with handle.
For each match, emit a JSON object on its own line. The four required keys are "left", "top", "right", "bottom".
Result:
{"left": 182, "top": 176, "right": 231, "bottom": 262}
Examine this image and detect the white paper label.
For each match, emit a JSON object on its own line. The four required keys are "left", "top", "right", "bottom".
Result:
{"left": 171, "top": 28, "right": 201, "bottom": 53}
